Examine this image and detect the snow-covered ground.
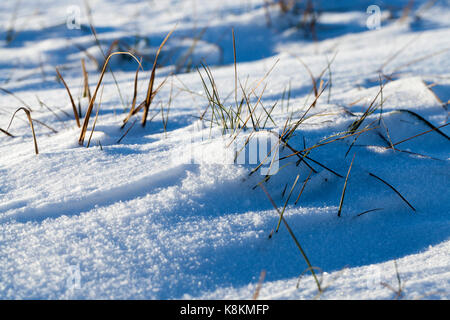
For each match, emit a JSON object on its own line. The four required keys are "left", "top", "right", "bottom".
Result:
{"left": 0, "top": 0, "right": 449, "bottom": 299}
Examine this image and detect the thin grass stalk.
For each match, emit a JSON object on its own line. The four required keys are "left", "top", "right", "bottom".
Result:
{"left": 78, "top": 51, "right": 142, "bottom": 145}
{"left": 356, "top": 208, "right": 384, "bottom": 217}
{"left": 85, "top": 3, "right": 127, "bottom": 110}
{"left": 7, "top": 107, "right": 38, "bottom": 154}
{"left": 55, "top": 67, "right": 81, "bottom": 128}
{"left": 81, "top": 58, "right": 91, "bottom": 101}
{"left": 232, "top": 28, "right": 238, "bottom": 109}
{"left": 259, "top": 183, "right": 322, "bottom": 293}
{"left": 86, "top": 85, "right": 104, "bottom": 148}
{"left": 281, "top": 126, "right": 377, "bottom": 161}
{"left": 252, "top": 270, "right": 266, "bottom": 300}
{"left": 295, "top": 169, "right": 313, "bottom": 205}
{"left": 387, "top": 122, "right": 449, "bottom": 149}
{"left": 337, "top": 153, "right": 356, "bottom": 217}
{"left": 0, "top": 128, "right": 14, "bottom": 137}
{"left": 122, "top": 75, "right": 169, "bottom": 126}
{"left": 0, "top": 87, "right": 33, "bottom": 110}
{"left": 142, "top": 27, "right": 176, "bottom": 127}
{"left": 368, "top": 172, "right": 415, "bottom": 212}
{"left": 275, "top": 174, "right": 300, "bottom": 232}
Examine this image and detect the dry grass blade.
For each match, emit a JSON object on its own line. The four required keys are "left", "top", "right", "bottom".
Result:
{"left": 381, "top": 261, "right": 404, "bottom": 300}
{"left": 368, "top": 172, "right": 415, "bottom": 212}
{"left": 162, "top": 79, "right": 173, "bottom": 136}
{"left": 252, "top": 58, "right": 280, "bottom": 93}
{"left": 390, "top": 47, "right": 450, "bottom": 76}
{"left": 399, "top": 0, "right": 414, "bottom": 22}
{"left": 5, "top": 0, "right": 20, "bottom": 44}
{"left": 295, "top": 169, "right": 313, "bottom": 205}
{"left": 348, "top": 83, "right": 385, "bottom": 135}
{"left": 120, "top": 57, "right": 143, "bottom": 129}
{"left": 0, "top": 128, "right": 14, "bottom": 137}
{"left": 337, "top": 153, "right": 356, "bottom": 217}
{"left": 130, "top": 57, "right": 142, "bottom": 112}
{"left": 378, "top": 34, "right": 421, "bottom": 72}
{"left": 281, "top": 126, "right": 377, "bottom": 161}
{"left": 86, "top": 105, "right": 100, "bottom": 149}
{"left": 232, "top": 28, "right": 238, "bottom": 109}
{"left": 259, "top": 183, "right": 322, "bottom": 293}
{"left": 32, "top": 118, "right": 58, "bottom": 134}
{"left": 78, "top": 51, "right": 142, "bottom": 146}
{"left": 386, "top": 122, "right": 449, "bottom": 149}
{"left": 36, "top": 96, "right": 67, "bottom": 125}
{"left": 175, "top": 27, "right": 207, "bottom": 73}
{"left": 356, "top": 208, "right": 384, "bottom": 217}
{"left": 297, "top": 58, "right": 319, "bottom": 105}
{"left": 81, "top": 58, "right": 91, "bottom": 101}
{"left": 142, "top": 26, "right": 176, "bottom": 127}
{"left": 396, "top": 109, "right": 449, "bottom": 140}
{"left": 283, "top": 81, "right": 329, "bottom": 142}
{"left": 122, "top": 74, "right": 169, "bottom": 127}
{"left": 252, "top": 270, "right": 266, "bottom": 300}
{"left": 393, "top": 148, "right": 444, "bottom": 161}
{"left": 55, "top": 67, "right": 81, "bottom": 128}
{"left": 86, "top": 86, "right": 104, "bottom": 148}
{"left": 117, "top": 119, "right": 137, "bottom": 144}
{"left": 73, "top": 43, "right": 100, "bottom": 69}
{"left": 85, "top": 0, "right": 126, "bottom": 110}
{"left": 7, "top": 107, "right": 39, "bottom": 154}
{"left": 423, "top": 80, "right": 447, "bottom": 111}
{"left": 226, "top": 84, "right": 267, "bottom": 146}
{"left": 275, "top": 174, "right": 300, "bottom": 232}
{"left": 0, "top": 87, "right": 33, "bottom": 110}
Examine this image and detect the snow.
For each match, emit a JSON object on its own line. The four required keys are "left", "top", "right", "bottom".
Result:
{"left": 0, "top": 0, "right": 449, "bottom": 299}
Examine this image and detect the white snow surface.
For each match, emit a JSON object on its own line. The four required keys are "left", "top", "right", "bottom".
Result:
{"left": 0, "top": 0, "right": 449, "bottom": 299}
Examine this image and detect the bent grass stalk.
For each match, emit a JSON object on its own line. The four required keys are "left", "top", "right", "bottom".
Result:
{"left": 78, "top": 52, "right": 142, "bottom": 146}
{"left": 7, "top": 107, "right": 39, "bottom": 154}
{"left": 368, "top": 172, "right": 416, "bottom": 212}
{"left": 356, "top": 208, "right": 384, "bottom": 217}
{"left": 396, "top": 109, "right": 449, "bottom": 140}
